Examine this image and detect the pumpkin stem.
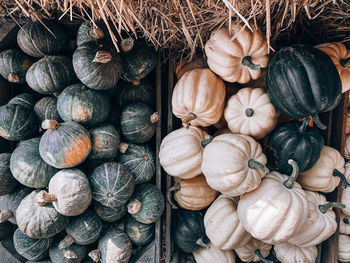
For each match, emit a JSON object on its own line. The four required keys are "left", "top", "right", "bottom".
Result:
{"left": 167, "top": 184, "right": 180, "bottom": 209}
{"left": 127, "top": 199, "right": 142, "bottom": 214}
{"left": 41, "top": 119, "right": 59, "bottom": 130}
{"left": 119, "top": 142, "right": 129, "bottom": 154}
{"left": 133, "top": 80, "right": 141, "bottom": 86}
{"left": 35, "top": 190, "right": 57, "bottom": 206}
{"left": 248, "top": 159, "right": 269, "bottom": 174}
{"left": 150, "top": 112, "right": 160, "bottom": 123}
{"left": 59, "top": 235, "right": 75, "bottom": 249}
{"left": 89, "top": 250, "right": 101, "bottom": 262}
{"left": 64, "top": 250, "right": 78, "bottom": 259}
{"left": 241, "top": 56, "right": 260, "bottom": 70}
{"left": 93, "top": 51, "right": 112, "bottom": 63}
{"left": 201, "top": 135, "right": 214, "bottom": 148}
{"left": 87, "top": 27, "right": 104, "bottom": 40}
{"left": 299, "top": 116, "right": 310, "bottom": 133}
{"left": 319, "top": 202, "right": 345, "bottom": 214}
{"left": 245, "top": 108, "right": 254, "bottom": 117}
{"left": 183, "top": 112, "right": 197, "bottom": 129}
{"left": 8, "top": 73, "right": 19, "bottom": 83}
{"left": 52, "top": 92, "right": 61, "bottom": 98}
{"left": 255, "top": 249, "right": 273, "bottom": 263}
{"left": 0, "top": 209, "right": 13, "bottom": 223}
{"left": 121, "top": 37, "right": 135, "bottom": 52}
{"left": 340, "top": 57, "right": 350, "bottom": 67}
{"left": 333, "top": 169, "right": 348, "bottom": 189}
{"left": 283, "top": 159, "right": 299, "bottom": 189}
{"left": 312, "top": 113, "right": 327, "bottom": 130}
{"left": 196, "top": 237, "right": 210, "bottom": 249}
{"left": 344, "top": 218, "right": 350, "bottom": 224}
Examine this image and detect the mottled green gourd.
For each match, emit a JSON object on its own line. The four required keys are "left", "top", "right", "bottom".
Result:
{"left": 8, "top": 93, "right": 36, "bottom": 109}
{"left": 76, "top": 22, "right": 105, "bottom": 46}
{"left": 125, "top": 215, "right": 154, "bottom": 246}
{"left": 118, "top": 143, "right": 155, "bottom": 184}
{"left": 14, "top": 228, "right": 53, "bottom": 261}
{"left": 92, "top": 200, "right": 127, "bottom": 223}
{"left": 49, "top": 242, "right": 87, "bottom": 263}
{"left": 0, "top": 49, "right": 34, "bottom": 83}
{"left": 26, "top": 56, "right": 75, "bottom": 94}
{"left": 57, "top": 84, "right": 111, "bottom": 127}
{"left": 34, "top": 97, "right": 62, "bottom": 123}
{"left": 0, "top": 153, "right": 17, "bottom": 196}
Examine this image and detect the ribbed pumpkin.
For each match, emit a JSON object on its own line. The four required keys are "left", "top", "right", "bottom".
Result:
{"left": 34, "top": 97, "right": 62, "bottom": 123}
{"left": 0, "top": 153, "right": 17, "bottom": 196}
{"left": 193, "top": 242, "right": 236, "bottom": 263}
{"left": 49, "top": 242, "right": 87, "bottom": 263}
{"left": 340, "top": 213, "right": 350, "bottom": 235}
{"left": 17, "top": 20, "right": 69, "bottom": 58}
{"left": 274, "top": 243, "right": 317, "bottom": 263}
{"left": 339, "top": 234, "right": 350, "bottom": 263}
{"left": 9, "top": 93, "right": 36, "bottom": 109}
{"left": 234, "top": 238, "right": 272, "bottom": 262}
{"left": 73, "top": 41, "right": 122, "bottom": 90}
{"left": 92, "top": 201, "right": 127, "bottom": 223}
{"left": 39, "top": 120, "right": 91, "bottom": 169}
{"left": 125, "top": 215, "right": 154, "bottom": 246}
{"left": 120, "top": 102, "right": 159, "bottom": 144}
{"left": 118, "top": 143, "right": 155, "bottom": 184}
{"left": 26, "top": 56, "right": 75, "bottom": 94}
{"left": 76, "top": 22, "right": 105, "bottom": 46}
{"left": 341, "top": 187, "right": 350, "bottom": 217}
{"left": 0, "top": 49, "right": 34, "bottom": 83}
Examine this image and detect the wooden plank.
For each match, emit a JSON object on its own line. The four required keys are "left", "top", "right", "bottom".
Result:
{"left": 0, "top": 237, "right": 26, "bottom": 263}
{"left": 0, "top": 22, "right": 18, "bottom": 51}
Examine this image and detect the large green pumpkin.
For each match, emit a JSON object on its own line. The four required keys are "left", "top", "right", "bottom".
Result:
{"left": 266, "top": 44, "right": 342, "bottom": 130}
{"left": 92, "top": 201, "right": 127, "bottom": 223}
{"left": 17, "top": 20, "right": 69, "bottom": 58}
{"left": 57, "top": 84, "right": 110, "bottom": 126}
{"left": 0, "top": 153, "right": 17, "bottom": 196}
{"left": 34, "top": 97, "right": 62, "bottom": 123}
{"left": 8, "top": 93, "right": 36, "bottom": 109}
{"left": 76, "top": 22, "right": 105, "bottom": 47}
{"left": 0, "top": 49, "right": 34, "bottom": 83}
{"left": 125, "top": 215, "right": 154, "bottom": 246}
{"left": 49, "top": 241, "right": 87, "bottom": 263}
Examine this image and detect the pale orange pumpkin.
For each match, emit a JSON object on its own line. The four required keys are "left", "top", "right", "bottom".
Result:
{"left": 274, "top": 243, "right": 317, "bottom": 263}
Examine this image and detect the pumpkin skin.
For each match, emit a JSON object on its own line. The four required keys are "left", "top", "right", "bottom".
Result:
{"left": 193, "top": 242, "right": 236, "bottom": 263}
{"left": 125, "top": 215, "right": 154, "bottom": 246}
{"left": 340, "top": 213, "right": 350, "bottom": 235}
{"left": 339, "top": 234, "right": 350, "bottom": 262}
{"left": 274, "top": 243, "right": 317, "bottom": 263}
{"left": 39, "top": 120, "right": 91, "bottom": 169}
{"left": 92, "top": 200, "right": 127, "bottom": 223}
{"left": 172, "top": 68, "right": 225, "bottom": 127}
{"left": 118, "top": 143, "right": 155, "bottom": 184}
{"left": 34, "top": 97, "right": 62, "bottom": 123}
{"left": 26, "top": 56, "right": 75, "bottom": 95}
{"left": 76, "top": 22, "right": 105, "bottom": 46}
{"left": 17, "top": 20, "right": 69, "bottom": 58}
{"left": 205, "top": 23, "right": 268, "bottom": 84}
{"left": 0, "top": 49, "right": 34, "bottom": 83}
{"left": 234, "top": 238, "right": 272, "bottom": 262}
{"left": 0, "top": 153, "right": 17, "bottom": 196}
{"left": 14, "top": 228, "right": 53, "bottom": 261}
{"left": 341, "top": 186, "right": 350, "bottom": 217}
{"left": 73, "top": 41, "right": 122, "bottom": 90}
{"left": 49, "top": 242, "right": 87, "bottom": 263}
{"left": 120, "top": 102, "right": 159, "bottom": 144}
{"left": 204, "top": 195, "right": 251, "bottom": 250}
{"left": 266, "top": 44, "right": 342, "bottom": 130}
{"left": 9, "top": 93, "right": 36, "bottom": 109}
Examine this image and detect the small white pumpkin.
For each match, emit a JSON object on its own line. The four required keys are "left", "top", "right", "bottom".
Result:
{"left": 340, "top": 213, "right": 350, "bottom": 235}
{"left": 274, "top": 243, "right": 317, "bottom": 263}
{"left": 342, "top": 186, "right": 350, "bottom": 217}
{"left": 234, "top": 238, "right": 272, "bottom": 262}
{"left": 339, "top": 234, "right": 350, "bottom": 262}
{"left": 345, "top": 134, "right": 350, "bottom": 160}
{"left": 193, "top": 242, "right": 236, "bottom": 263}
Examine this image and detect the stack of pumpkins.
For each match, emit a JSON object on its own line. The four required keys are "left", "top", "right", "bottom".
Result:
{"left": 160, "top": 22, "right": 350, "bottom": 263}
{"left": 0, "top": 19, "right": 164, "bottom": 263}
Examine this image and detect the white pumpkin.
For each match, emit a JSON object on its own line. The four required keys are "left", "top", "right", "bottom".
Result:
{"left": 340, "top": 213, "right": 350, "bottom": 235}
{"left": 234, "top": 238, "right": 272, "bottom": 262}
{"left": 338, "top": 234, "right": 350, "bottom": 262}
{"left": 274, "top": 243, "right": 317, "bottom": 263}
{"left": 193, "top": 242, "right": 236, "bottom": 263}
{"left": 345, "top": 134, "right": 350, "bottom": 160}
{"left": 342, "top": 186, "right": 350, "bottom": 217}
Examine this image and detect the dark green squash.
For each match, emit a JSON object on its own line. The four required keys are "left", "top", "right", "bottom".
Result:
{"left": 120, "top": 102, "right": 159, "bottom": 144}
{"left": 26, "top": 56, "right": 75, "bottom": 94}
{"left": 76, "top": 22, "right": 105, "bottom": 47}
{"left": 266, "top": 44, "right": 342, "bottom": 130}
{"left": 127, "top": 183, "right": 164, "bottom": 224}
{"left": 90, "top": 162, "right": 135, "bottom": 208}
{"left": 39, "top": 120, "right": 91, "bottom": 169}
{"left": 34, "top": 97, "right": 62, "bottom": 123}
{"left": 73, "top": 41, "right": 122, "bottom": 90}
{"left": 8, "top": 93, "right": 36, "bottom": 109}
{"left": 118, "top": 143, "right": 155, "bottom": 184}
{"left": 57, "top": 84, "right": 110, "bottom": 127}
{"left": 49, "top": 241, "right": 87, "bottom": 263}
{"left": 17, "top": 20, "right": 69, "bottom": 58}
{"left": 125, "top": 215, "right": 154, "bottom": 246}
{"left": 14, "top": 228, "right": 53, "bottom": 261}
{"left": 0, "top": 49, "right": 34, "bottom": 83}
{"left": 0, "top": 153, "right": 17, "bottom": 196}
{"left": 92, "top": 200, "right": 127, "bottom": 223}
{"left": 172, "top": 209, "right": 209, "bottom": 253}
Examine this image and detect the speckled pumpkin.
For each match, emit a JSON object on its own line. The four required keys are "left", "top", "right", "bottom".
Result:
{"left": 34, "top": 97, "right": 62, "bottom": 123}
{"left": 76, "top": 22, "right": 105, "bottom": 46}
{"left": 8, "top": 93, "right": 36, "bottom": 109}
{"left": 49, "top": 241, "right": 87, "bottom": 263}
{"left": 92, "top": 201, "right": 127, "bottom": 223}
{"left": 125, "top": 215, "right": 154, "bottom": 246}
{"left": 0, "top": 153, "right": 17, "bottom": 196}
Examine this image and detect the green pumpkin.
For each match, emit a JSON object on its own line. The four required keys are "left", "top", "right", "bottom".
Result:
{"left": 39, "top": 120, "right": 92, "bottom": 169}
{"left": 0, "top": 49, "right": 34, "bottom": 83}
{"left": 76, "top": 22, "right": 105, "bottom": 47}
{"left": 118, "top": 143, "right": 155, "bottom": 184}
{"left": 34, "top": 97, "right": 62, "bottom": 123}
{"left": 90, "top": 162, "right": 135, "bottom": 208}
{"left": 10, "top": 137, "right": 59, "bottom": 188}
{"left": 127, "top": 183, "right": 164, "bottom": 224}
{"left": 73, "top": 41, "right": 122, "bottom": 90}
{"left": 26, "top": 56, "right": 75, "bottom": 94}
{"left": 125, "top": 215, "right": 154, "bottom": 246}
{"left": 49, "top": 242, "right": 87, "bottom": 263}
{"left": 8, "top": 93, "right": 36, "bottom": 109}
{"left": 57, "top": 84, "right": 110, "bottom": 127}
{"left": 120, "top": 102, "right": 159, "bottom": 144}
{"left": 0, "top": 153, "right": 17, "bottom": 196}
{"left": 16, "top": 190, "right": 69, "bottom": 238}
{"left": 17, "top": 20, "right": 69, "bottom": 58}
{"left": 14, "top": 228, "right": 53, "bottom": 261}
{"left": 92, "top": 200, "right": 127, "bottom": 223}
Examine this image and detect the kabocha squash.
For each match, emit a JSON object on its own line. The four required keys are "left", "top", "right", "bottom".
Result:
{"left": 16, "top": 190, "right": 69, "bottom": 238}
{"left": 204, "top": 195, "right": 251, "bottom": 250}
{"left": 339, "top": 234, "right": 350, "bottom": 263}
{"left": 274, "top": 243, "right": 317, "bottom": 263}
{"left": 0, "top": 49, "right": 34, "bottom": 83}
{"left": 73, "top": 41, "right": 122, "bottom": 90}
{"left": 159, "top": 126, "right": 209, "bottom": 179}
{"left": 0, "top": 153, "right": 17, "bottom": 196}
{"left": 76, "top": 22, "right": 105, "bottom": 46}
{"left": 193, "top": 242, "right": 236, "bottom": 263}
{"left": 127, "top": 183, "right": 164, "bottom": 224}
{"left": 120, "top": 102, "right": 159, "bottom": 144}
{"left": 90, "top": 162, "right": 134, "bottom": 208}
{"left": 92, "top": 201, "right": 127, "bottom": 223}
{"left": 49, "top": 242, "right": 87, "bottom": 263}
{"left": 224, "top": 87, "right": 278, "bottom": 139}
{"left": 26, "top": 56, "right": 75, "bottom": 95}
{"left": 17, "top": 20, "right": 69, "bottom": 58}
{"left": 266, "top": 44, "right": 342, "bottom": 130}
{"left": 266, "top": 119, "right": 324, "bottom": 175}
{"left": 202, "top": 133, "right": 268, "bottom": 196}
{"left": 172, "top": 68, "right": 225, "bottom": 127}
{"left": 34, "top": 97, "right": 62, "bottom": 123}
{"left": 125, "top": 215, "right": 154, "bottom": 246}
{"left": 340, "top": 213, "right": 350, "bottom": 235}
{"left": 205, "top": 23, "right": 268, "bottom": 84}
{"left": 39, "top": 120, "right": 91, "bottom": 169}
{"left": 9, "top": 93, "right": 36, "bottom": 109}
{"left": 234, "top": 238, "right": 272, "bottom": 262}
{"left": 118, "top": 143, "right": 155, "bottom": 184}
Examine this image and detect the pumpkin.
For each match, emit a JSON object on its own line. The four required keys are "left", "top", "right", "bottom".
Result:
{"left": 39, "top": 120, "right": 91, "bottom": 169}
{"left": 205, "top": 23, "right": 268, "bottom": 84}
{"left": 204, "top": 194, "right": 251, "bottom": 250}
{"left": 0, "top": 49, "right": 34, "bottom": 83}
{"left": 9, "top": 93, "right": 36, "bottom": 109}
{"left": 317, "top": 42, "right": 350, "bottom": 93}
{"left": 345, "top": 134, "right": 350, "bottom": 160}
{"left": 266, "top": 44, "right": 342, "bottom": 130}
{"left": 76, "top": 22, "right": 104, "bottom": 46}
{"left": 202, "top": 133, "right": 268, "bottom": 196}
{"left": 340, "top": 213, "right": 350, "bottom": 235}
{"left": 120, "top": 102, "right": 159, "bottom": 144}
{"left": 17, "top": 20, "right": 69, "bottom": 58}
{"left": 342, "top": 186, "right": 350, "bottom": 217}
{"left": 193, "top": 242, "right": 236, "bottom": 263}
{"left": 159, "top": 126, "right": 209, "bottom": 179}
{"left": 49, "top": 241, "right": 87, "bottom": 263}
{"left": 339, "top": 234, "right": 350, "bottom": 262}
{"left": 26, "top": 56, "right": 75, "bottom": 95}
{"left": 14, "top": 228, "right": 53, "bottom": 261}
{"left": 234, "top": 238, "right": 272, "bottom": 262}
{"left": 0, "top": 153, "right": 17, "bottom": 196}
{"left": 16, "top": 190, "right": 69, "bottom": 238}
{"left": 274, "top": 243, "right": 317, "bottom": 263}
{"left": 125, "top": 215, "right": 154, "bottom": 246}
{"left": 118, "top": 142, "right": 155, "bottom": 184}
{"left": 127, "top": 183, "right": 164, "bottom": 224}
{"left": 34, "top": 97, "right": 62, "bottom": 123}
{"left": 73, "top": 41, "right": 122, "bottom": 90}
{"left": 297, "top": 145, "right": 346, "bottom": 192}
{"left": 224, "top": 87, "right": 278, "bottom": 139}
{"left": 172, "top": 68, "right": 225, "bottom": 127}
{"left": 92, "top": 201, "right": 127, "bottom": 223}
{"left": 0, "top": 104, "right": 38, "bottom": 141}
{"left": 90, "top": 162, "right": 134, "bottom": 208}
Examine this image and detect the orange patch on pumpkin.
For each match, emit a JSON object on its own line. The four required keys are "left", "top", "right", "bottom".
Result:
{"left": 0, "top": 128, "right": 9, "bottom": 139}
{"left": 64, "top": 135, "right": 91, "bottom": 167}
